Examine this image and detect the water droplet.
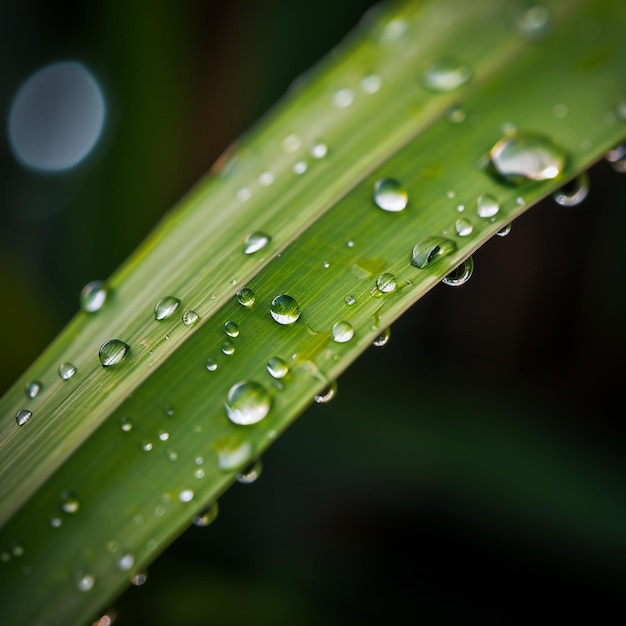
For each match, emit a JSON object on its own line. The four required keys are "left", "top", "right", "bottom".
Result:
{"left": 372, "top": 327, "right": 391, "bottom": 347}
{"left": 455, "top": 218, "right": 473, "bottom": 237}
{"left": 50, "top": 516, "right": 62, "bottom": 528}
{"left": 258, "top": 171, "right": 274, "bottom": 186}
{"left": 80, "top": 280, "right": 107, "bottom": 313}
{"left": 15, "top": 409, "right": 32, "bottom": 427}
{"left": 25, "top": 380, "right": 42, "bottom": 399}
{"left": 178, "top": 489, "right": 194, "bottom": 503}
{"left": 331, "top": 321, "right": 354, "bottom": 343}
{"left": 457, "top": 204, "right": 465, "bottom": 212}
{"left": 205, "top": 358, "right": 218, "bottom": 372}
{"left": 422, "top": 58, "right": 471, "bottom": 92}
{"left": 194, "top": 468, "right": 205, "bottom": 479}
{"left": 221, "top": 339, "right": 235, "bottom": 356}
{"left": 11, "top": 544, "right": 24, "bottom": 557}
{"left": 267, "top": 356, "right": 289, "bottom": 379}
{"left": 310, "top": 142, "right": 328, "bottom": 159}
{"left": 236, "top": 459, "right": 263, "bottom": 484}
{"left": 236, "top": 187, "right": 252, "bottom": 202}
{"left": 344, "top": 295, "right": 356, "bottom": 306}
{"left": 236, "top": 287, "right": 256, "bottom": 307}
{"left": 154, "top": 296, "right": 180, "bottom": 321}
{"left": 192, "top": 502, "right": 219, "bottom": 527}
{"left": 117, "top": 554, "right": 135, "bottom": 571}
{"left": 322, "top": 261, "right": 330, "bottom": 269}
{"left": 497, "top": 224, "right": 512, "bottom": 237}
{"left": 182, "top": 310, "right": 199, "bottom": 326}
{"left": 314, "top": 381, "right": 337, "bottom": 404}
{"left": 476, "top": 194, "right": 500, "bottom": 218}
{"left": 243, "top": 232, "right": 271, "bottom": 255}
{"left": 292, "top": 160, "right": 308, "bottom": 175}
{"left": 216, "top": 437, "right": 253, "bottom": 470}
{"left": 77, "top": 574, "right": 95, "bottom": 592}
{"left": 282, "top": 134, "right": 301, "bottom": 153}
{"left": 224, "top": 321, "right": 240, "bottom": 337}
{"left": 375, "top": 272, "right": 397, "bottom": 294}
{"left": 269, "top": 294, "right": 300, "bottom": 325}
{"left": 411, "top": 237, "right": 457, "bottom": 268}
{"left": 120, "top": 416, "right": 132, "bottom": 432}
{"left": 442, "top": 256, "right": 475, "bottom": 287}
{"left": 373, "top": 178, "right": 408, "bottom": 212}
{"left": 346, "top": 239, "right": 355, "bottom": 248}
{"left": 552, "top": 172, "right": 590, "bottom": 206}
{"left": 131, "top": 572, "right": 148, "bottom": 586}
{"left": 158, "top": 430, "right": 169, "bottom": 442}
{"left": 361, "top": 74, "right": 382, "bottom": 94}
{"left": 225, "top": 380, "right": 271, "bottom": 425}
{"left": 605, "top": 143, "right": 626, "bottom": 173}
{"left": 99, "top": 339, "right": 130, "bottom": 368}
{"left": 332, "top": 88, "right": 355, "bottom": 108}
{"left": 167, "top": 449, "right": 178, "bottom": 461}
{"left": 379, "top": 18, "right": 408, "bottom": 43}
{"left": 447, "top": 104, "right": 466, "bottom": 123}
{"left": 141, "top": 441, "right": 153, "bottom": 452}
{"left": 490, "top": 133, "right": 566, "bottom": 182}
{"left": 58, "top": 362, "right": 77, "bottom": 380}
{"left": 514, "top": 3, "right": 552, "bottom": 40}
{"left": 61, "top": 491, "right": 80, "bottom": 513}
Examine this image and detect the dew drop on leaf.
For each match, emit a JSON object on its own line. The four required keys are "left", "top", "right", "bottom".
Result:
{"left": 80, "top": 280, "right": 107, "bottom": 313}
{"left": 206, "top": 358, "right": 218, "bottom": 372}
{"left": 178, "top": 489, "right": 194, "bottom": 503}
{"left": 182, "top": 310, "right": 199, "bottom": 326}
{"left": 243, "top": 232, "right": 271, "bottom": 255}
{"left": 373, "top": 178, "right": 408, "bottom": 212}
{"left": 154, "top": 296, "right": 180, "bottom": 321}
{"left": 193, "top": 502, "right": 219, "bottom": 527}
{"left": 331, "top": 321, "right": 354, "bottom": 343}
{"left": 375, "top": 272, "right": 397, "bottom": 293}
{"left": 120, "top": 416, "right": 132, "bottom": 432}
{"left": 25, "top": 380, "right": 42, "bottom": 399}
{"left": 514, "top": 3, "right": 552, "bottom": 40}
{"left": 98, "top": 339, "right": 130, "bottom": 367}
{"left": 15, "top": 409, "right": 32, "bottom": 427}
{"left": 58, "top": 362, "right": 77, "bottom": 380}
{"left": 372, "top": 327, "right": 391, "bottom": 347}
{"left": 442, "top": 256, "right": 475, "bottom": 287}
{"left": 310, "top": 142, "right": 328, "bottom": 159}
{"left": 236, "top": 459, "right": 263, "bottom": 484}
{"left": 225, "top": 381, "right": 271, "bottom": 425}
{"left": 497, "top": 224, "right": 512, "bottom": 237}
{"left": 605, "top": 143, "right": 626, "bottom": 173}
{"left": 77, "top": 574, "right": 95, "bottom": 592}
{"left": 270, "top": 294, "right": 300, "bottom": 325}
{"left": 422, "top": 58, "right": 471, "bottom": 92}
{"left": 476, "top": 194, "right": 500, "bottom": 218}
{"left": 236, "top": 287, "right": 256, "bottom": 307}
{"left": 267, "top": 356, "right": 289, "bottom": 379}
{"left": 224, "top": 321, "right": 240, "bottom": 337}
{"left": 117, "top": 554, "right": 135, "bottom": 571}
{"left": 411, "top": 237, "right": 457, "bottom": 268}
{"left": 552, "top": 172, "right": 590, "bottom": 206}
{"left": 455, "top": 218, "right": 473, "bottom": 237}
{"left": 60, "top": 491, "right": 80, "bottom": 513}
{"left": 221, "top": 339, "right": 235, "bottom": 356}
{"left": 314, "top": 381, "right": 338, "bottom": 404}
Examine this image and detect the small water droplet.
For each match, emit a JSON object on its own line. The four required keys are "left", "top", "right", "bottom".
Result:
{"left": 455, "top": 218, "right": 473, "bottom": 237}
{"left": 224, "top": 321, "right": 240, "bottom": 338}
{"left": 258, "top": 171, "right": 274, "bottom": 186}
{"left": 310, "top": 142, "right": 328, "bottom": 159}
{"left": 80, "top": 280, "right": 107, "bottom": 313}
{"left": 25, "top": 380, "right": 42, "bottom": 399}
{"left": 332, "top": 88, "right": 355, "bottom": 108}
{"left": 225, "top": 380, "right": 271, "bottom": 425}
{"left": 442, "top": 256, "right": 475, "bottom": 287}
{"left": 361, "top": 74, "right": 382, "bottom": 94}
{"left": 11, "top": 544, "right": 23, "bottom": 557}
{"left": 372, "top": 327, "right": 391, "bottom": 347}
{"left": 490, "top": 133, "right": 566, "bottom": 182}
{"left": 605, "top": 143, "right": 626, "bottom": 173}
{"left": 182, "top": 310, "right": 199, "bottom": 326}
{"left": 282, "top": 134, "right": 301, "bottom": 153}
{"left": 373, "top": 178, "right": 408, "bottom": 212}
{"left": 117, "top": 554, "right": 135, "bottom": 571}
{"left": 158, "top": 430, "right": 169, "bottom": 442}
{"left": 99, "top": 339, "right": 130, "bottom": 367}
{"left": 194, "top": 468, "right": 205, "bottom": 479}
{"left": 344, "top": 295, "right": 356, "bottom": 306}
{"left": 375, "top": 272, "right": 397, "bottom": 293}
{"left": 154, "top": 296, "right": 180, "bottom": 321}
{"left": 141, "top": 441, "right": 153, "bottom": 452}
{"left": 476, "top": 194, "right": 500, "bottom": 218}
{"left": 267, "top": 356, "right": 289, "bottom": 379}
{"left": 552, "top": 172, "right": 590, "bottom": 206}
{"left": 411, "top": 237, "right": 457, "bottom": 268}
{"left": 50, "top": 516, "right": 62, "bottom": 528}
{"left": 61, "top": 491, "right": 80, "bottom": 513}
{"left": 379, "top": 17, "right": 408, "bottom": 43}
{"left": 497, "top": 224, "right": 512, "bottom": 237}
{"left": 236, "top": 187, "right": 252, "bottom": 202}
{"left": 243, "top": 232, "right": 271, "bottom": 255}
{"left": 269, "top": 294, "right": 300, "bottom": 325}
{"left": 120, "top": 416, "right": 132, "bottom": 432}
{"left": 206, "top": 358, "right": 218, "bottom": 372}
{"left": 77, "top": 573, "right": 95, "bottom": 592}
{"left": 447, "top": 104, "right": 466, "bottom": 123}
{"left": 236, "top": 459, "right": 263, "bottom": 484}
{"left": 292, "top": 160, "right": 308, "bottom": 175}
{"left": 514, "top": 3, "right": 552, "bottom": 40}
{"left": 58, "top": 362, "right": 77, "bottom": 380}
{"left": 167, "top": 449, "right": 178, "bottom": 461}
{"left": 221, "top": 339, "right": 235, "bottom": 356}
{"left": 457, "top": 204, "right": 465, "bottom": 212}
{"left": 314, "top": 381, "right": 337, "bottom": 404}
{"left": 178, "top": 489, "right": 194, "bottom": 503}
{"left": 422, "top": 58, "right": 471, "bottom": 92}
{"left": 236, "top": 287, "right": 256, "bottom": 308}
{"left": 131, "top": 572, "right": 148, "bottom": 586}
{"left": 322, "top": 261, "right": 330, "bottom": 269}
{"left": 15, "top": 409, "right": 32, "bottom": 427}
{"left": 331, "top": 321, "right": 354, "bottom": 343}
{"left": 192, "top": 502, "right": 219, "bottom": 527}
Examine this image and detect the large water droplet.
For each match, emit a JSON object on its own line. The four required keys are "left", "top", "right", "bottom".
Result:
{"left": 154, "top": 296, "right": 180, "bottom": 321}
{"left": 182, "top": 310, "right": 199, "bottom": 326}
{"left": 15, "top": 409, "right": 32, "bottom": 427}
{"left": 99, "top": 339, "right": 130, "bottom": 367}
{"left": 552, "top": 172, "right": 590, "bottom": 206}
{"left": 25, "top": 380, "right": 42, "bottom": 399}
{"left": 236, "top": 459, "right": 263, "bottom": 484}
{"left": 422, "top": 58, "right": 471, "bottom": 92}
{"left": 61, "top": 491, "right": 80, "bottom": 513}
{"left": 331, "top": 321, "right": 354, "bottom": 343}
{"left": 270, "top": 294, "right": 300, "bottom": 325}
{"left": 455, "top": 218, "right": 473, "bottom": 237}
{"left": 372, "top": 327, "right": 391, "bottom": 347}
{"left": 236, "top": 287, "right": 256, "bottom": 307}
{"left": 411, "top": 237, "right": 457, "bottom": 268}
{"left": 314, "top": 381, "right": 337, "bottom": 404}
{"left": 605, "top": 143, "right": 626, "bottom": 173}
{"left": 476, "top": 194, "right": 500, "bottom": 218}
{"left": 58, "top": 362, "right": 77, "bottom": 380}
{"left": 375, "top": 272, "right": 397, "bottom": 293}
{"left": 225, "top": 380, "right": 271, "bottom": 425}
{"left": 490, "top": 133, "right": 566, "bottom": 182}
{"left": 80, "top": 280, "right": 107, "bottom": 313}
{"left": 373, "top": 178, "right": 408, "bottom": 212}
{"left": 442, "top": 256, "right": 475, "bottom": 287}
{"left": 267, "top": 356, "right": 289, "bottom": 379}
{"left": 193, "top": 502, "right": 219, "bottom": 527}
{"left": 77, "top": 574, "right": 95, "bottom": 592}
{"left": 224, "top": 321, "right": 240, "bottom": 338}
{"left": 243, "top": 232, "right": 271, "bottom": 255}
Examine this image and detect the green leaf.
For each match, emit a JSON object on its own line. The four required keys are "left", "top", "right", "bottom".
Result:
{"left": 1, "top": 0, "right": 625, "bottom": 624}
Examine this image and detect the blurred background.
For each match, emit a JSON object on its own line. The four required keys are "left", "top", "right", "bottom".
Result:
{"left": 1, "top": 1, "right": 625, "bottom": 624}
